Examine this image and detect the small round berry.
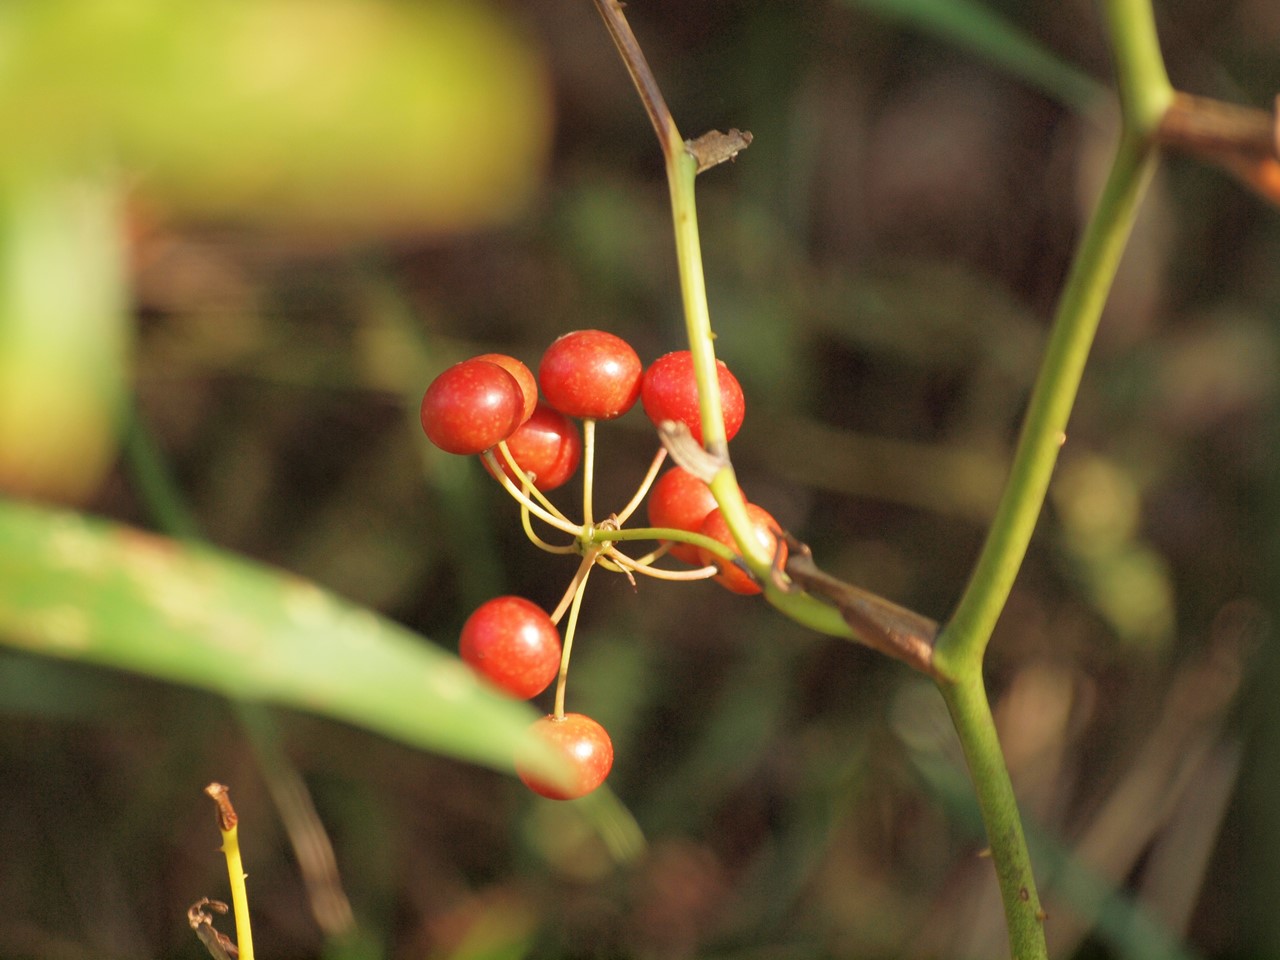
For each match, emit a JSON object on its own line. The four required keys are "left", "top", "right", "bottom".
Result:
{"left": 459, "top": 597, "right": 561, "bottom": 699}
{"left": 646, "top": 467, "right": 720, "bottom": 564}
{"left": 488, "top": 402, "right": 582, "bottom": 492}
{"left": 641, "top": 350, "right": 745, "bottom": 444}
{"left": 473, "top": 353, "right": 538, "bottom": 425}
{"left": 697, "top": 502, "right": 786, "bottom": 596}
{"left": 516, "top": 713, "right": 614, "bottom": 800}
{"left": 420, "top": 359, "right": 525, "bottom": 455}
{"left": 539, "top": 330, "right": 642, "bottom": 420}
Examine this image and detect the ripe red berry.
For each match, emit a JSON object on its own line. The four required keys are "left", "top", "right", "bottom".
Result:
{"left": 538, "top": 330, "right": 642, "bottom": 420}
{"left": 640, "top": 350, "right": 745, "bottom": 444}
{"left": 516, "top": 713, "right": 614, "bottom": 800}
{"left": 473, "top": 353, "right": 538, "bottom": 426}
{"left": 420, "top": 359, "right": 526, "bottom": 455}
{"left": 646, "top": 467, "right": 721, "bottom": 564}
{"left": 487, "top": 402, "right": 582, "bottom": 492}
{"left": 697, "top": 502, "right": 786, "bottom": 595}
{"left": 459, "top": 597, "right": 561, "bottom": 699}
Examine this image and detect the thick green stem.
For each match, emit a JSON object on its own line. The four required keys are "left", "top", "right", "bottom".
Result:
{"left": 934, "top": 0, "right": 1172, "bottom": 678}
{"left": 928, "top": 5, "right": 1173, "bottom": 958}
{"left": 933, "top": 132, "right": 1161, "bottom": 677}
{"left": 941, "top": 674, "right": 1047, "bottom": 960}
{"left": 1103, "top": 0, "right": 1173, "bottom": 131}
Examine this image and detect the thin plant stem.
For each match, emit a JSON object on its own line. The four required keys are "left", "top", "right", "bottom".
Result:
{"left": 592, "top": 0, "right": 855, "bottom": 640}
{"left": 1103, "top": 0, "right": 1174, "bottom": 130}
{"left": 519, "top": 495, "right": 578, "bottom": 554}
{"left": 602, "top": 548, "right": 718, "bottom": 581}
{"left": 941, "top": 675, "right": 1046, "bottom": 958}
{"left": 482, "top": 450, "right": 582, "bottom": 537}
{"left": 553, "top": 559, "right": 597, "bottom": 718}
{"left": 550, "top": 553, "right": 598, "bottom": 624}
{"left": 926, "top": 3, "right": 1173, "bottom": 957}
{"left": 587, "top": 523, "right": 734, "bottom": 561}
{"left": 934, "top": 8, "right": 1172, "bottom": 679}
{"left": 206, "top": 784, "right": 255, "bottom": 960}
{"left": 494, "top": 440, "right": 572, "bottom": 522}
{"left": 582, "top": 418, "right": 598, "bottom": 527}
{"left": 590, "top": 0, "right": 682, "bottom": 154}
{"left": 615, "top": 447, "right": 668, "bottom": 525}
{"left": 122, "top": 403, "right": 202, "bottom": 541}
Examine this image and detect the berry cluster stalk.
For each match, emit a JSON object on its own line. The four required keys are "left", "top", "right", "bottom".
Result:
{"left": 590, "top": 0, "right": 1177, "bottom": 957}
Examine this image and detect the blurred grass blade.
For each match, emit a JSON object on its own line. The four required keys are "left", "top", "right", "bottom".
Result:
{"left": 0, "top": 497, "right": 540, "bottom": 773}
{"left": 842, "top": 0, "right": 1106, "bottom": 110}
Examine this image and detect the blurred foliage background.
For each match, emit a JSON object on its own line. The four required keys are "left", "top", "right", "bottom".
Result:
{"left": 1, "top": 0, "right": 1278, "bottom": 957}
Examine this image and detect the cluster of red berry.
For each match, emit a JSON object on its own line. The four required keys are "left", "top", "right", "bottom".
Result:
{"left": 420, "top": 329, "right": 784, "bottom": 799}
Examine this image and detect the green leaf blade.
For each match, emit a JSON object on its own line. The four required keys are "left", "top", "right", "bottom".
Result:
{"left": 0, "top": 498, "right": 537, "bottom": 773}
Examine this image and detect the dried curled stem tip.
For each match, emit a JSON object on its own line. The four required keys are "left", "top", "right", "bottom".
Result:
{"left": 188, "top": 897, "right": 230, "bottom": 928}
{"left": 205, "top": 782, "right": 238, "bottom": 832}
{"left": 188, "top": 898, "right": 238, "bottom": 960}
{"left": 687, "top": 128, "right": 753, "bottom": 173}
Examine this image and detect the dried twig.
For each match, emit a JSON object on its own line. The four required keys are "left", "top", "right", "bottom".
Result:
{"left": 778, "top": 533, "right": 940, "bottom": 677}
{"left": 188, "top": 898, "right": 238, "bottom": 960}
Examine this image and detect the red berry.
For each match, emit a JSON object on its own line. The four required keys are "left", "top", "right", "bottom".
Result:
{"left": 459, "top": 597, "right": 561, "bottom": 699}
{"left": 421, "top": 359, "right": 525, "bottom": 455}
{"left": 538, "top": 330, "right": 642, "bottom": 420}
{"left": 646, "top": 467, "right": 720, "bottom": 564}
{"left": 641, "top": 350, "right": 745, "bottom": 444}
{"left": 516, "top": 713, "right": 614, "bottom": 800}
{"left": 473, "top": 353, "right": 538, "bottom": 426}
{"left": 697, "top": 502, "right": 785, "bottom": 595}
{"left": 487, "top": 401, "right": 582, "bottom": 492}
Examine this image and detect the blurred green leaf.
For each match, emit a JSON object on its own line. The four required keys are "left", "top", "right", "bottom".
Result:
{"left": 0, "top": 169, "right": 130, "bottom": 503}
{"left": 842, "top": 0, "right": 1106, "bottom": 110}
{"left": 0, "top": 497, "right": 543, "bottom": 774}
{"left": 1, "top": 0, "right": 551, "bottom": 233}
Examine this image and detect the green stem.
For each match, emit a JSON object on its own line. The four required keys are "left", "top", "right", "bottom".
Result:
{"left": 123, "top": 404, "right": 202, "bottom": 541}
{"left": 1103, "top": 0, "right": 1174, "bottom": 131}
{"left": 582, "top": 418, "right": 598, "bottom": 527}
{"left": 667, "top": 151, "right": 730, "bottom": 457}
{"left": 587, "top": 524, "right": 735, "bottom": 561}
{"left": 934, "top": 0, "right": 1172, "bottom": 678}
{"left": 940, "top": 674, "right": 1047, "bottom": 960}
{"left": 934, "top": 133, "right": 1160, "bottom": 677}
{"left": 553, "top": 559, "right": 595, "bottom": 718}
{"left": 928, "top": 5, "right": 1173, "bottom": 958}
{"left": 593, "top": 0, "right": 872, "bottom": 646}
